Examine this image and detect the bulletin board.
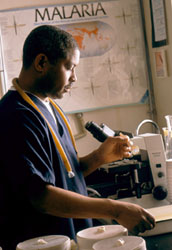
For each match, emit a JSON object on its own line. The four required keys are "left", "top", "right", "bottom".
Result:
{"left": 0, "top": 0, "right": 150, "bottom": 113}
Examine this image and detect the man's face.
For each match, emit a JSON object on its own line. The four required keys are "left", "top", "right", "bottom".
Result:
{"left": 34, "top": 48, "right": 80, "bottom": 99}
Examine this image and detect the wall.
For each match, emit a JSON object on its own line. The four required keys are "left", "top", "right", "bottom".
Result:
{"left": 143, "top": 0, "right": 172, "bottom": 130}
{"left": 0, "top": 0, "right": 153, "bottom": 156}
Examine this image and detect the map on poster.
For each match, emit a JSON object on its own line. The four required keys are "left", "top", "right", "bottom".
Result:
{"left": 0, "top": 0, "right": 149, "bottom": 113}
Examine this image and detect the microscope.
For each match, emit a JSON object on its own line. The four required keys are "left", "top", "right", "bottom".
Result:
{"left": 85, "top": 121, "right": 172, "bottom": 236}
{"left": 85, "top": 121, "right": 169, "bottom": 208}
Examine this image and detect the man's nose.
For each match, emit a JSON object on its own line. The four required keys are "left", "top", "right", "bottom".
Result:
{"left": 71, "top": 69, "right": 77, "bottom": 82}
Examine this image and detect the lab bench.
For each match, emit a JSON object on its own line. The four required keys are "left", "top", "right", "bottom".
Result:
{"left": 144, "top": 233, "right": 172, "bottom": 250}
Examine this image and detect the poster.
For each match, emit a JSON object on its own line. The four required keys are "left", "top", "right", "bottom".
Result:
{"left": 154, "top": 50, "right": 168, "bottom": 77}
{"left": 150, "top": 0, "right": 167, "bottom": 48}
{"left": 0, "top": 0, "right": 149, "bottom": 113}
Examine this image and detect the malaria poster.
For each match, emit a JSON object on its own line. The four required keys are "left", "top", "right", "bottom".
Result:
{"left": 0, "top": 0, "right": 149, "bottom": 113}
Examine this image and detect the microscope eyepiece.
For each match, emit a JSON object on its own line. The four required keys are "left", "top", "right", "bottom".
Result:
{"left": 85, "top": 121, "right": 109, "bottom": 142}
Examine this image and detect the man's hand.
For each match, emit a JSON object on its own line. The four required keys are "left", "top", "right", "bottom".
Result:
{"left": 96, "top": 134, "right": 133, "bottom": 165}
{"left": 80, "top": 133, "right": 133, "bottom": 176}
{"left": 108, "top": 199, "right": 155, "bottom": 234}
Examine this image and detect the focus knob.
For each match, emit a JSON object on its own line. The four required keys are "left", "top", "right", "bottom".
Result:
{"left": 152, "top": 185, "right": 168, "bottom": 200}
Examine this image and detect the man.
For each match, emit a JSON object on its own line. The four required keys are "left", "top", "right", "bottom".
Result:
{"left": 0, "top": 25, "right": 155, "bottom": 250}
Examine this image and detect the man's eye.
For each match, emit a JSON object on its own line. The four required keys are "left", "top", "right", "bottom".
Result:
{"left": 66, "top": 64, "right": 73, "bottom": 70}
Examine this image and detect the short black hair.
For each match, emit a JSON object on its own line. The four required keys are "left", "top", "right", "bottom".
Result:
{"left": 23, "top": 25, "right": 79, "bottom": 69}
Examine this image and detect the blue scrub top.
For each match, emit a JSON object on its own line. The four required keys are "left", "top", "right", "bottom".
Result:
{"left": 0, "top": 90, "right": 93, "bottom": 250}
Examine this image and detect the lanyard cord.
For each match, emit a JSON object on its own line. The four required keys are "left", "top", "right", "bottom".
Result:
{"left": 12, "top": 78, "right": 75, "bottom": 178}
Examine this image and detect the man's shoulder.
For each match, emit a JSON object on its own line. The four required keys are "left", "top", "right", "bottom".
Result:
{"left": 0, "top": 90, "right": 40, "bottom": 122}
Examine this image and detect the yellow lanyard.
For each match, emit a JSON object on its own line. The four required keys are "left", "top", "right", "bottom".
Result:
{"left": 12, "top": 78, "right": 76, "bottom": 178}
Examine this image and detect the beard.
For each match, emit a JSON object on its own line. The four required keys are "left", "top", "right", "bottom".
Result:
{"left": 31, "top": 73, "right": 64, "bottom": 99}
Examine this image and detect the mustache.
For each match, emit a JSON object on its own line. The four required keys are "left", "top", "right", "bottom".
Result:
{"left": 64, "top": 82, "right": 74, "bottom": 89}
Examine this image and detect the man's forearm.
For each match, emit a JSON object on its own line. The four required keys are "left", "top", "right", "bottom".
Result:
{"left": 31, "top": 184, "right": 114, "bottom": 219}
{"left": 30, "top": 184, "right": 155, "bottom": 235}
{"left": 79, "top": 149, "right": 102, "bottom": 177}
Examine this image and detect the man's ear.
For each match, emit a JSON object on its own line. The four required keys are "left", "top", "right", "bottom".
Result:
{"left": 34, "top": 54, "right": 48, "bottom": 72}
